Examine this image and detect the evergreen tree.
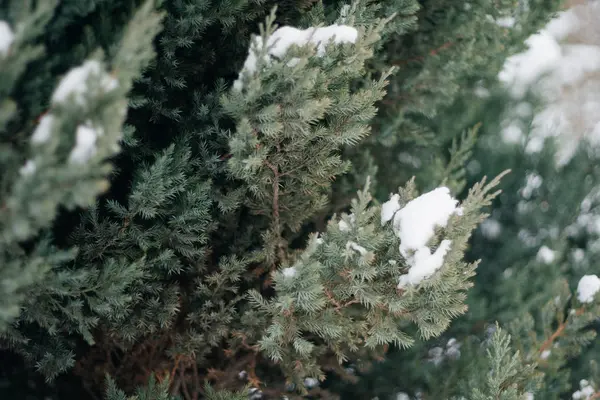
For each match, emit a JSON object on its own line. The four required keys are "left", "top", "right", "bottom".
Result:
{"left": 4, "top": 1, "right": 594, "bottom": 400}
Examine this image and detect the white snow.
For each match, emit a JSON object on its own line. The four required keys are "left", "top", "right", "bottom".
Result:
{"left": 395, "top": 393, "right": 410, "bottom": 400}
{"left": 501, "top": 123, "right": 524, "bottom": 144}
{"left": 521, "top": 173, "right": 543, "bottom": 199}
{"left": 445, "top": 338, "right": 461, "bottom": 360}
{"left": 540, "top": 349, "right": 551, "bottom": 360}
{"left": 499, "top": 4, "right": 600, "bottom": 165}
{"left": 545, "top": 9, "right": 579, "bottom": 40}
{"left": 52, "top": 60, "right": 118, "bottom": 106}
{"left": 495, "top": 16, "right": 515, "bottom": 28}
{"left": 346, "top": 241, "right": 368, "bottom": 256}
{"left": 234, "top": 24, "right": 358, "bottom": 90}
{"left": 398, "top": 240, "right": 452, "bottom": 288}
{"left": 282, "top": 267, "right": 297, "bottom": 278}
{"left": 427, "top": 346, "right": 444, "bottom": 366}
{"left": 0, "top": 21, "right": 14, "bottom": 56}
{"left": 499, "top": 31, "right": 562, "bottom": 97}
{"left": 573, "top": 248, "right": 585, "bottom": 263}
{"left": 573, "top": 379, "right": 595, "bottom": 399}
{"left": 19, "top": 160, "right": 36, "bottom": 176}
{"left": 480, "top": 218, "right": 502, "bottom": 239}
{"left": 393, "top": 187, "right": 459, "bottom": 255}
{"left": 391, "top": 187, "right": 460, "bottom": 287}
{"left": 68, "top": 123, "right": 101, "bottom": 164}
{"left": 31, "top": 114, "right": 54, "bottom": 144}
{"left": 304, "top": 377, "right": 319, "bottom": 388}
{"left": 525, "top": 393, "right": 535, "bottom": 400}
{"left": 339, "top": 220, "right": 351, "bottom": 232}
{"left": 338, "top": 213, "right": 355, "bottom": 232}
{"left": 577, "top": 275, "right": 600, "bottom": 303}
{"left": 536, "top": 246, "right": 556, "bottom": 264}
{"left": 427, "top": 338, "right": 461, "bottom": 366}
{"left": 381, "top": 193, "right": 401, "bottom": 226}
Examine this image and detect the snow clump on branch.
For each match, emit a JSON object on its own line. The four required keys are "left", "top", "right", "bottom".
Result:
{"left": 576, "top": 275, "right": 600, "bottom": 303}
{"left": 233, "top": 24, "right": 358, "bottom": 90}
{"left": 381, "top": 187, "right": 462, "bottom": 288}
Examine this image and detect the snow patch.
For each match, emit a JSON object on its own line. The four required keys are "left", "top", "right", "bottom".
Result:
{"left": 392, "top": 187, "right": 460, "bottom": 288}
{"left": 540, "top": 350, "right": 551, "bottom": 360}
{"left": 481, "top": 219, "right": 502, "bottom": 239}
{"left": 69, "top": 123, "right": 102, "bottom": 164}
{"left": 0, "top": 21, "right": 14, "bottom": 56}
{"left": 573, "top": 248, "right": 585, "bottom": 263}
{"left": 304, "top": 377, "right": 319, "bottom": 389}
{"left": 338, "top": 213, "right": 355, "bottom": 232}
{"left": 282, "top": 267, "right": 297, "bottom": 278}
{"left": 19, "top": 160, "right": 36, "bottom": 176}
{"left": 381, "top": 193, "right": 401, "bottom": 226}
{"left": 577, "top": 275, "right": 600, "bottom": 303}
{"left": 346, "top": 241, "right": 368, "bottom": 256}
{"left": 31, "top": 114, "right": 54, "bottom": 144}
{"left": 52, "top": 60, "right": 118, "bottom": 106}
{"left": 536, "top": 246, "right": 555, "bottom": 264}
{"left": 572, "top": 379, "right": 595, "bottom": 399}
{"left": 398, "top": 240, "right": 452, "bottom": 288}
{"left": 234, "top": 24, "right": 358, "bottom": 90}
{"left": 501, "top": 123, "right": 524, "bottom": 144}
{"left": 521, "top": 173, "right": 543, "bottom": 199}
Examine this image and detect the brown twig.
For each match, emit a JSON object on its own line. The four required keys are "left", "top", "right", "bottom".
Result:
{"left": 539, "top": 308, "right": 584, "bottom": 353}
{"left": 392, "top": 41, "right": 455, "bottom": 66}
{"left": 324, "top": 288, "right": 359, "bottom": 313}
{"left": 264, "top": 157, "right": 287, "bottom": 266}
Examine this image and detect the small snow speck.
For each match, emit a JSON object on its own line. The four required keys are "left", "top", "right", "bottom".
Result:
{"left": 346, "top": 241, "right": 368, "bottom": 256}
{"left": 52, "top": 60, "right": 118, "bottom": 106}
{"left": 0, "top": 21, "right": 14, "bottom": 56}
{"left": 282, "top": 267, "right": 297, "bottom": 278}
{"left": 521, "top": 173, "right": 543, "bottom": 199}
{"left": 573, "top": 248, "right": 585, "bottom": 263}
{"left": 338, "top": 213, "right": 355, "bottom": 232}
{"left": 572, "top": 379, "right": 595, "bottom": 399}
{"left": 304, "top": 377, "right": 319, "bottom": 388}
{"left": 502, "top": 123, "right": 523, "bottom": 144}
{"left": 540, "top": 350, "right": 551, "bottom": 360}
{"left": 481, "top": 218, "right": 502, "bottom": 239}
{"left": 31, "top": 114, "right": 54, "bottom": 144}
{"left": 69, "top": 123, "right": 100, "bottom": 164}
{"left": 577, "top": 275, "right": 600, "bottom": 303}
{"left": 339, "top": 220, "right": 351, "bottom": 232}
{"left": 536, "top": 246, "right": 555, "bottom": 264}
{"left": 19, "top": 160, "right": 36, "bottom": 176}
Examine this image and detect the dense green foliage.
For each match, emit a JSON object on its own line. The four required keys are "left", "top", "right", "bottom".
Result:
{"left": 4, "top": 1, "right": 600, "bottom": 400}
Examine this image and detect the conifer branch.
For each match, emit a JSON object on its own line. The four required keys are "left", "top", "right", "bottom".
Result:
{"left": 538, "top": 307, "right": 584, "bottom": 354}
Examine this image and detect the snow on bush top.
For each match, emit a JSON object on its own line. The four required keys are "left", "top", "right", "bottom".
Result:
{"left": 382, "top": 187, "right": 462, "bottom": 288}
{"left": 233, "top": 24, "right": 358, "bottom": 90}
{"left": 577, "top": 274, "right": 600, "bottom": 303}
{"left": 0, "top": 21, "right": 14, "bottom": 56}
{"left": 52, "top": 60, "right": 118, "bottom": 106}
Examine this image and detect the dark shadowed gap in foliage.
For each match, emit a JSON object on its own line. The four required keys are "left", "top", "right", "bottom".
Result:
{"left": 0, "top": 350, "right": 90, "bottom": 400}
